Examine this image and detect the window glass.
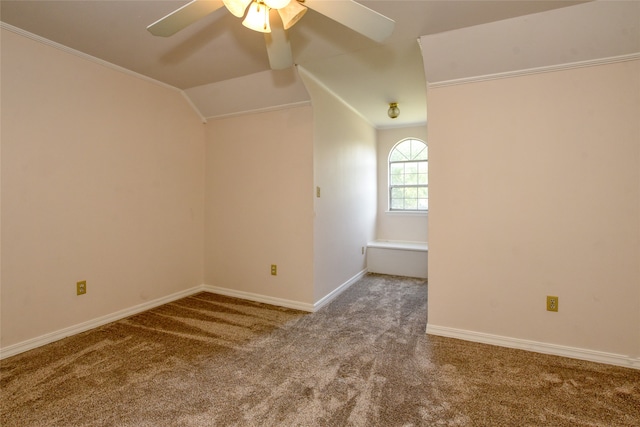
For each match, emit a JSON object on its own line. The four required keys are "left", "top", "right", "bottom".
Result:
{"left": 388, "top": 138, "right": 428, "bottom": 211}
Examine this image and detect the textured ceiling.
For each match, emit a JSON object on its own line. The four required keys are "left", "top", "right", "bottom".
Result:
{"left": 0, "top": 0, "right": 588, "bottom": 127}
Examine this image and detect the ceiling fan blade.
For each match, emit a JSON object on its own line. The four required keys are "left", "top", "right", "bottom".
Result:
{"left": 265, "top": 10, "right": 294, "bottom": 70}
{"left": 303, "top": 0, "right": 394, "bottom": 43}
{"left": 147, "top": 0, "right": 224, "bottom": 37}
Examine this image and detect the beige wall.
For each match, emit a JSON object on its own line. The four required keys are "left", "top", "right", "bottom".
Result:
{"left": 376, "top": 126, "right": 428, "bottom": 242}
{"left": 204, "top": 106, "right": 315, "bottom": 304}
{"left": 427, "top": 60, "right": 640, "bottom": 360}
{"left": 1, "top": 30, "right": 374, "bottom": 351}
{"left": 1, "top": 29, "right": 206, "bottom": 348}
{"left": 298, "top": 68, "right": 377, "bottom": 302}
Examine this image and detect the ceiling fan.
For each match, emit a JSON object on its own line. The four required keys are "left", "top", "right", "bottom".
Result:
{"left": 147, "top": 0, "right": 395, "bottom": 70}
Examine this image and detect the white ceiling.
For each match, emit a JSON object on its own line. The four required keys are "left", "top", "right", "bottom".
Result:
{"left": 0, "top": 0, "right": 588, "bottom": 127}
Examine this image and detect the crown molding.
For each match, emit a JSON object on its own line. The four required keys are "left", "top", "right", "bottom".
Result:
{"left": 297, "top": 65, "right": 376, "bottom": 130}
{"left": 1, "top": 22, "right": 180, "bottom": 93}
{"left": 181, "top": 92, "right": 208, "bottom": 124}
{"left": 205, "top": 100, "right": 311, "bottom": 121}
{"left": 1, "top": 22, "right": 213, "bottom": 120}
{"left": 427, "top": 53, "right": 640, "bottom": 89}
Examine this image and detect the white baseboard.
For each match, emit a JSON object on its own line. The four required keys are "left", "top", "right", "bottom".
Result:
{"left": 1, "top": 271, "right": 369, "bottom": 360}
{"left": 202, "top": 285, "right": 315, "bottom": 312}
{"left": 426, "top": 324, "right": 640, "bottom": 370}
{"left": 0, "top": 286, "right": 208, "bottom": 360}
{"left": 205, "top": 269, "right": 368, "bottom": 313}
{"left": 313, "top": 269, "right": 367, "bottom": 311}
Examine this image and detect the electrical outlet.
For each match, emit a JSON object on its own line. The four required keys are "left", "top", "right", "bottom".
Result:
{"left": 271, "top": 264, "right": 277, "bottom": 276}
{"left": 546, "top": 296, "right": 558, "bottom": 312}
{"left": 77, "top": 280, "right": 87, "bottom": 296}
{"left": 316, "top": 186, "right": 321, "bottom": 198}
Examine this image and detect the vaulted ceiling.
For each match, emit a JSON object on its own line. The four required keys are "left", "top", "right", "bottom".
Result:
{"left": 1, "top": 1, "right": 587, "bottom": 127}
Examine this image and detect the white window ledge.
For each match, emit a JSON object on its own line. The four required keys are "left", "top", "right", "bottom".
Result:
{"left": 367, "top": 240, "right": 428, "bottom": 252}
{"left": 385, "top": 210, "right": 428, "bottom": 216}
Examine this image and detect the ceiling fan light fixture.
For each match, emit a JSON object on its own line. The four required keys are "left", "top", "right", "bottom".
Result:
{"left": 264, "top": 0, "right": 291, "bottom": 9}
{"left": 223, "top": 0, "right": 252, "bottom": 18}
{"left": 277, "top": 0, "right": 307, "bottom": 30}
{"left": 388, "top": 102, "right": 400, "bottom": 119}
{"left": 243, "top": 1, "right": 271, "bottom": 33}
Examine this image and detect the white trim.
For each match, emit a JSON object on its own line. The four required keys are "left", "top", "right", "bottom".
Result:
{"left": 205, "top": 270, "right": 367, "bottom": 313}
{"left": 367, "top": 240, "right": 427, "bottom": 252}
{"left": 297, "top": 65, "right": 376, "bottom": 129}
{"left": 313, "top": 269, "right": 368, "bottom": 311}
{"left": 0, "top": 285, "right": 208, "bottom": 360}
{"left": 181, "top": 92, "right": 208, "bottom": 124}
{"left": 427, "top": 53, "right": 640, "bottom": 88}
{"left": 203, "top": 285, "right": 315, "bottom": 312}
{"left": 1, "top": 22, "right": 181, "bottom": 94}
{"left": 204, "top": 100, "right": 311, "bottom": 121}
{"left": 426, "top": 324, "right": 640, "bottom": 370}
{"left": 377, "top": 120, "right": 427, "bottom": 131}
{"left": 0, "top": 271, "right": 369, "bottom": 359}
{"left": 385, "top": 210, "right": 428, "bottom": 216}
{"left": 0, "top": 22, "right": 210, "bottom": 122}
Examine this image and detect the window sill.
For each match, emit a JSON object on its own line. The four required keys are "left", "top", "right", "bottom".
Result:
{"left": 385, "top": 210, "right": 428, "bottom": 216}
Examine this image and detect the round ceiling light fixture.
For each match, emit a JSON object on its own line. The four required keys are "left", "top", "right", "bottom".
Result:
{"left": 388, "top": 102, "right": 400, "bottom": 119}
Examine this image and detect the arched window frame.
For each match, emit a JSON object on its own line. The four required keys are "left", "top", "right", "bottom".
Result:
{"left": 388, "top": 138, "right": 428, "bottom": 211}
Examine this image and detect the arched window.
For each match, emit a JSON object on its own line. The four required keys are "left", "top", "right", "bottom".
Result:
{"left": 389, "top": 138, "right": 428, "bottom": 211}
